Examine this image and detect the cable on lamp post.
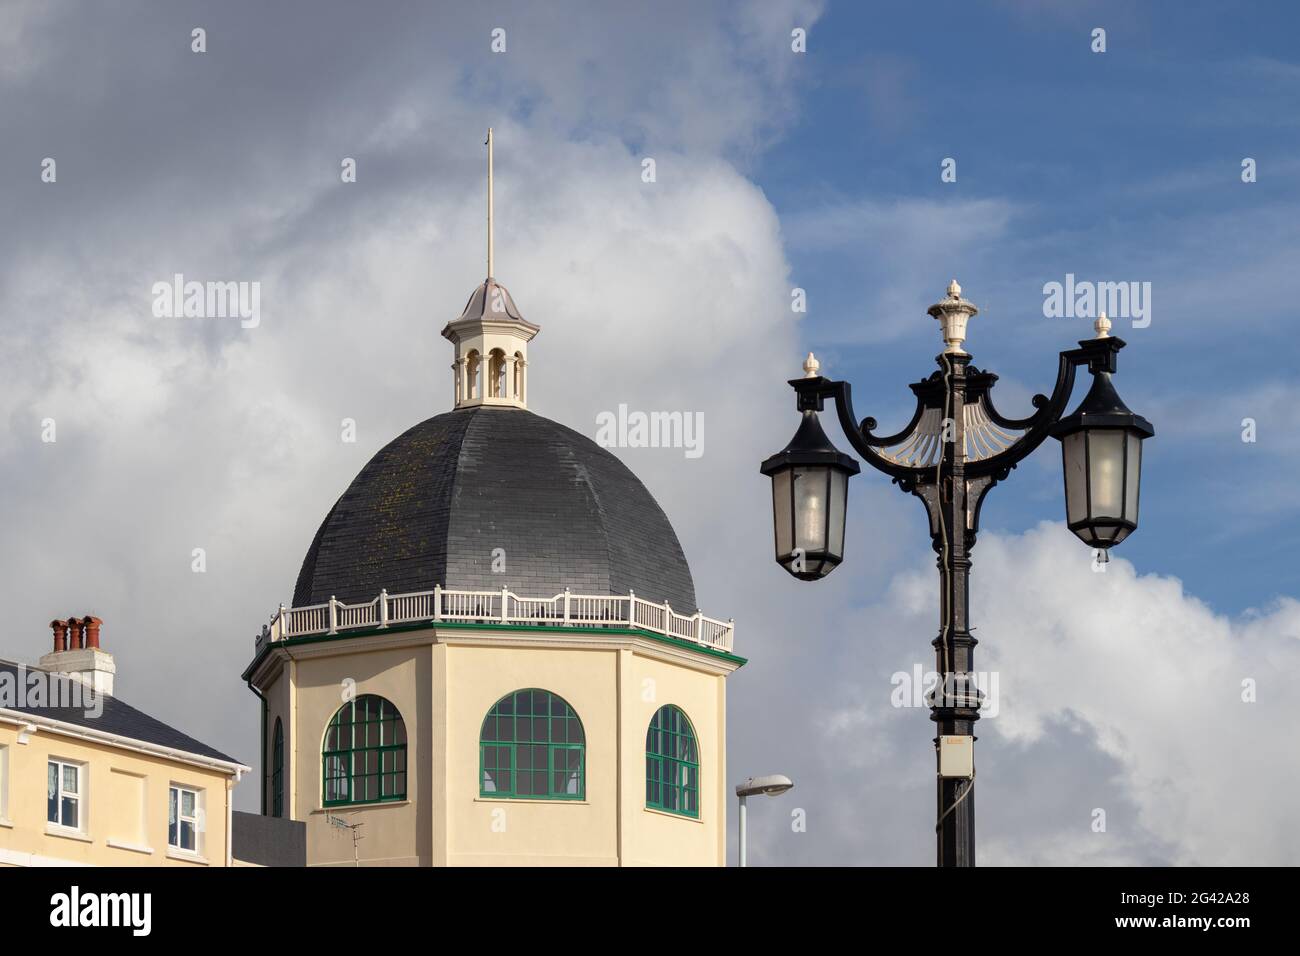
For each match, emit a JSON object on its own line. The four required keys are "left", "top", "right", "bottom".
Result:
{"left": 760, "top": 286, "right": 1154, "bottom": 868}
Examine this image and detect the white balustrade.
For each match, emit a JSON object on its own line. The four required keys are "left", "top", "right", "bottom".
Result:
{"left": 260, "top": 585, "right": 734, "bottom": 652}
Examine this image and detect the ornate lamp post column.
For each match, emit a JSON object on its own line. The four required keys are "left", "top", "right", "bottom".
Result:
{"left": 761, "top": 282, "right": 1154, "bottom": 867}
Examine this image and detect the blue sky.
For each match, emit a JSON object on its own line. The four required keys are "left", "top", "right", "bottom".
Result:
{"left": 754, "top": 0, "right": 1300, "bottom": 614}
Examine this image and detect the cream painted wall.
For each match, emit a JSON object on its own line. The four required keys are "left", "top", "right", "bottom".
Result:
{"left": 277, "top": 642, "right": 433, "bottom": 866}
{"left": 445, "top": 643, "right": 620, "bottom": 866}
{"left": 262, "top": 667, "right": 289, "bottom": 818}
{"left": 0, "top": 723, "right": 235, "bottom": 867}
{"left": 256, "top": 625, "right": 737, "bottom": 867}
{"left": 617, "top": 652, "right": 727, "bottom": 867}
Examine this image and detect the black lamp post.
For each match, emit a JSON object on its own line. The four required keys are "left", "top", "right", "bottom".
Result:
{"left": 761, "top": 286, "right": 1154, "bottom": 867}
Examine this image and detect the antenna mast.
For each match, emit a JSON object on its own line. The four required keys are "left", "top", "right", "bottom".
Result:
{"left": 327, "top": 812, "right": 364, "bottom": 867}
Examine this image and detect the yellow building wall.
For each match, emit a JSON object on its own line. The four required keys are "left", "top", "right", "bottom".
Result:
{"left": 278, "top": 643, "right": 433, "bottom": 866}
{"left": 263, "top": 626, "right": 731, "bottom": 867}
{"left": 262, "top": 667, "right": 289, "bottom": 818}
{"left": 617, "top": 651, "right": 727, "bottom": 867}
{"left": 445, "top": 643, "right": 620, "bottom": 866}
{"left": 0, "top": 723, "right": 234, "bottom": 867}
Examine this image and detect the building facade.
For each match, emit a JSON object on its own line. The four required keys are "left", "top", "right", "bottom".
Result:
{"left": 244, "top": 260, "right": 743, "bottom": 866}
{"left": 0, "top": 618, "right": 250, "bottom": 867}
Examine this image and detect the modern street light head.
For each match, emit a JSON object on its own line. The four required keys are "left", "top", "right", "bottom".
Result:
{"left": 927, "top": 278, "right": 980, "bottom": 354}
{"left": 736, "top": 774, "right": 795, "bottom": 866}
{"left": 761, "top": 280, "right": 1154, "bottom": 866}
{"left": 760, "top": 363, "right": 860, "bottom": 580}
{"left": 736, "top": 774, "right": 795, "bottom": 798}
{"left": 1051, "top": 363, "right": 1153, "bottom": 551}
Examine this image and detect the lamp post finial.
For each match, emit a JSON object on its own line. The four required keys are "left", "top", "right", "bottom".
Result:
{"left": 928, "top": 279, "right": 979, "bottom": 354}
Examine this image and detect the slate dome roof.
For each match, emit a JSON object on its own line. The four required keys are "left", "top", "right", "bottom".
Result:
{"left": 293, "top": 407, "right": 698, "bottom": 613}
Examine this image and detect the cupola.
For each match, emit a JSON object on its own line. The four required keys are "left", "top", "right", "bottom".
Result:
{"left": 441, "top": 128, "right": 539, "bottom": 410}
{"left": 442, "top": 277, "right": 538, "bottom": 409}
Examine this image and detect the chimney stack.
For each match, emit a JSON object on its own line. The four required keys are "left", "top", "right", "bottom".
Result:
{"left": 40, "top": 614, "right": 115, "bottom": 696}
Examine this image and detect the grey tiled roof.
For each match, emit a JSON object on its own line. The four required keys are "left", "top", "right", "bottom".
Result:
{"left": 454, "top": 277, "right": 533, "bottom": 326}
{"left": 0, "top": 659, "right": 239, "bottom": 764}
{"left": 293, "top": 407, "right": 699, "bottom": 613}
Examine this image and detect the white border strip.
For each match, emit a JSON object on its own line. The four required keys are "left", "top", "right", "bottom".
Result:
{"left": 0, "top": 710, "right": 250, "bottom": 778}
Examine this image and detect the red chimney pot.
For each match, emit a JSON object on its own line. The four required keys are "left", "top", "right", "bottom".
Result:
{"left": 49, "top": 619, "right": 67, "bottom": 653}
{"left": 83, "top": 616, "right": 102, "bottom": 650}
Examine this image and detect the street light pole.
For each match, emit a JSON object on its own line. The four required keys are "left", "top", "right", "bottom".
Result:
{"left": 931, "top": 348, "right": 978, "bottom": 867}
{"left": 761, "top": 283, "right": 1153, "bottom": 868}
{"left": 738, "top": 794, "right": 748, "bottom": 868}
{"left": 735, "top": 775, "right": 794, "bottom": 867}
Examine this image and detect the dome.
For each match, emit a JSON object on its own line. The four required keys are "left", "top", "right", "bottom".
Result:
{"left": 293, "top": 407, "right": 698, "bottom": 613}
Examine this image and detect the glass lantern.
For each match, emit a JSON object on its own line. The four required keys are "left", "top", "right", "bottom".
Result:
{"left": 761, "top": 410, "right": 860, "bottom": 579}
{"left": 1051, "top": 370, "right": 1153, "bottom": 550}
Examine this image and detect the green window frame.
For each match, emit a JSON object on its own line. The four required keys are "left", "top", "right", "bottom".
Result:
{"left": 271, "top": 718, "right": 285, "bottom": 818}
{"left": 479, "top": 689, "right": 585, "bottom": 800}
{"left": 646, "top": 704, "right": 699, "bottom": 818}
{"left": 322, "top": 695, "right": 407, "bottom": 807}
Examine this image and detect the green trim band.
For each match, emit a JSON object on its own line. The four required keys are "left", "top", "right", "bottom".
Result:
{"left": 243, "top": 619, "right": 746, "bottom": 679}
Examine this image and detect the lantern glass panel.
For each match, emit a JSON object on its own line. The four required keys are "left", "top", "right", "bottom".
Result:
{"left": 1086, "top": 430, "right": 1125, "bottom": 520}
{"left": 772, "top": 468, "right": 793, "bottom": 558}
{"left": 1124, "top": 431, "right": 1142, "bottom": 524}
{"left": 1062, "top": 431, "right": 1087, "bottom": 525}
{"left": 828, "top": 468, "right": 847, "bottom": 558}
{"left": 793, "top": 466, "right": 828, "bottom": 552}
{"left": 1093, "top": 524, "right": 1121, "bottom": 546}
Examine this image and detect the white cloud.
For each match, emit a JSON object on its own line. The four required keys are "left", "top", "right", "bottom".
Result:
{"left": 815, "top": 522, "right": 1300, "bottom": 865}
{"left": 0, "top": 3, "right": 822, "bottom": 800}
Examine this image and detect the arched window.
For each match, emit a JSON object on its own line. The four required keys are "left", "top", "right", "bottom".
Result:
{"left": 513, "top": 351, "right": 524, "bottom": 400}
{"left": 480, "top": 689, "right": 584, "bottom": 800}
{"left": 271, "top": 718, "right": 285, "bottom": 818}
{"left": 646, "top": 705, "right": 699, "bottom": 817}
{"left": 488, "top": 349, "right": 507, "bottom": 398}
{"left": 322, "top": 695, "right": 407, "bottom": 807}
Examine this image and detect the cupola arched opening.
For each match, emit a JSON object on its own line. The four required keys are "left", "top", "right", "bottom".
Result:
{"left": 488, "top": 348, "right": 507, "bottom": 398}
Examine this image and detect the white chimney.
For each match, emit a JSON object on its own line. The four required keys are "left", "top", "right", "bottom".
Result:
{"left": 39, "top": 616, "right": 115, "bottom": 697}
